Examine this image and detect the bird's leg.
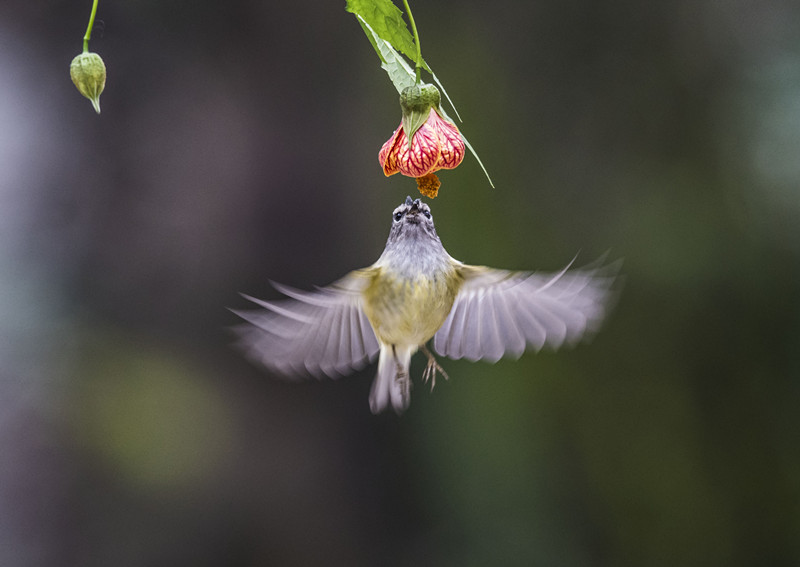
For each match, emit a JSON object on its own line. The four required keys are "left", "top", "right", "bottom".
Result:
{"left": 392, "top": 345, "right": 411, "bottom": 400}
{"left": 421, "top": 344, "right": 449, "bottom": 391}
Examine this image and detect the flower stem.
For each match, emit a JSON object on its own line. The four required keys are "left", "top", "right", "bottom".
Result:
{"left": 82, "top": 0, "right": 100, "bottom": 53}
{"left": 403, "top": 0, "right": 423, "bottom": 84}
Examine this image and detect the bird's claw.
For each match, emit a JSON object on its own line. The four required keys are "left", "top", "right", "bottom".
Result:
{"left": 421, "top": 344, "right": 449, "bottom": 391}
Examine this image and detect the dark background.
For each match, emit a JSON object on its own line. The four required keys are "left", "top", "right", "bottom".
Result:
{"left": 1, "top": 1, "right": 799, "bottom": 565}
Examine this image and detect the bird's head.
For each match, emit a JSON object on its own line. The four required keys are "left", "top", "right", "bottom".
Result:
{"left": 390, "top": 196, "right": 434, "bottom": 231}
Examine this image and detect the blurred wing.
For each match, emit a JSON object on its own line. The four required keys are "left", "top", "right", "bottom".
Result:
{"left": 434, "top": 256, "right": 621, "bottom": 362}
{"left": 232, "top": 270, "right": 380, "bottom": 379}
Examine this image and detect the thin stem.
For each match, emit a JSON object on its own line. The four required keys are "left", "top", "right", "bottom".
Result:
{"left": 82, "top": 0, "right": 100, "bottom": 53}
{"left": 402, "top": 0, "right": 423, "bottom": 84}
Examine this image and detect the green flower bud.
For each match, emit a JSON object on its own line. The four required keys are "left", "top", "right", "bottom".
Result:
{"left": 399, "top": 83, "right": 442, "bottom": 146}
{"left": 70, "top": 52, "right": 106, "bottom": 114}
{"left": 399, "top": 83, "right": 441, "bottom": 115}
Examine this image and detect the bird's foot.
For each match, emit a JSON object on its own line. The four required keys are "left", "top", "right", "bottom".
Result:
{"left": 421, "top": 344, "right": 449, "bottom": 391}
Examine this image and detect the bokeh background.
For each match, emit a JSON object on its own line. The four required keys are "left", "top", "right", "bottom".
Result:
{"left": 2, "top": 1, "right": 799, "bottom": 565}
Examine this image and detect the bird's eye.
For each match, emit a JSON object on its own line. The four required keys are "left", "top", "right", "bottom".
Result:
{"left": 423, "top": 210, "right": 431, "bottom": 219}
{"left": 394, "top": 212, "right": 403, "bottom": 222}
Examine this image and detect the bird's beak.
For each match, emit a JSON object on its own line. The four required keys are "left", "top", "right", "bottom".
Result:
{"left": 405, "top": 201, "right": 422, "bottom": 223}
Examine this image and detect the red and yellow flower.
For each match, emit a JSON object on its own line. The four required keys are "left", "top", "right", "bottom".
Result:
{"left": 378, "top": 84, "right": 465, "bottom": 198}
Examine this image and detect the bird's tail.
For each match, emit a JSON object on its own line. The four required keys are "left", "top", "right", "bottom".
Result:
{"left": 369, "top": 346, "right": 412, "bottom": 414}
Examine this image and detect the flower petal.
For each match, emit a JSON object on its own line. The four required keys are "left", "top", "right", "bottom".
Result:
{"left": 397, "top": 118, "right": 441, "bottom": 177}
{"left": 431, "top": 112, "right": 465, "bottom": 170}
{"left": 378, "top": 124, "right": 404, "bottom": 176}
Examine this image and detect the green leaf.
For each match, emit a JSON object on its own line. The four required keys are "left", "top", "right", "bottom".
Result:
{"left": 355, "top": 17, "right": 386, "bottom": 64}
{"left": 345, "top": 0, "right": 418, "bottom": 63}
{"left": 356, "top": 15, "right": 416, "bottom": 94}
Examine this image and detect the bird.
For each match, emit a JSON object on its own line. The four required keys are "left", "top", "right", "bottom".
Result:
{"left": 233, "top": 196, "right": 620, "bottom": 414}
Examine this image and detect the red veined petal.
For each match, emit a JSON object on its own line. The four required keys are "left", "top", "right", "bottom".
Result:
{"left": 431, "top": 112, "right": 465, "bottom": 170}
{"left": 378, "top": 124, "right": 404, "bottom": 176}
{"left": 396, "top": 117, "right": 441, "bottom": 177}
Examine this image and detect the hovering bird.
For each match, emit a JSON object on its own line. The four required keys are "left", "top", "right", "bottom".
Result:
{"left": 234, "top": 197, "right": 619, "bottom": 414}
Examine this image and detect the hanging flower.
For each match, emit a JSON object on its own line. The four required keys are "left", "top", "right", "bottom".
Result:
{"left": 378, "top": 84, "right": 465, "bottom": 197}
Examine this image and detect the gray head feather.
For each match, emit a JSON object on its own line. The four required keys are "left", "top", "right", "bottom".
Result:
{"left": 380, "top": 197, "right": 450, "bottom": 278}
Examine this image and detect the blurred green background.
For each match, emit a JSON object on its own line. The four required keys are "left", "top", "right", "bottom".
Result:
{"left": 1, "top": 1, "right": 799, "bottom": 565}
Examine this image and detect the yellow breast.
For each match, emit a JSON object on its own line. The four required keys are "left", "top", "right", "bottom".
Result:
{"left": 363, "top": 267, "right": 461, "bottom": 347}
